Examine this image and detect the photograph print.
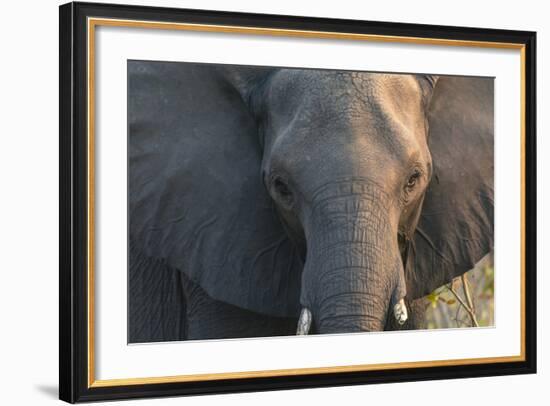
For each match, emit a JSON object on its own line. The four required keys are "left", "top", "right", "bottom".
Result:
{"left": 128, "top": 60, "right": 494, "bottom": 344}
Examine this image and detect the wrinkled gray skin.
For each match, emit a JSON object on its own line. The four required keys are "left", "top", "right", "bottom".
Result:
{"left": 128, "top": 61, "right": 493, "bottom": 342}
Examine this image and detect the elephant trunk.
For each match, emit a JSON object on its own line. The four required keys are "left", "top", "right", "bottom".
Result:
{"left": 299, "top": 180, "right": 406, "bottom": 334}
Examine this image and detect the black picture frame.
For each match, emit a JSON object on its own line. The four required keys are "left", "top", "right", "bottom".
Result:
{"left": 59, "top": 1, "right": 537, "bottom": 403}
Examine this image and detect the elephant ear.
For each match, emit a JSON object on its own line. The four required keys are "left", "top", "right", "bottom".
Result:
{"left": 128, "top": 61, "right": 302, "bottom": 318}
{"left": 406, "top": 76, "right": 494, "bottom": 299}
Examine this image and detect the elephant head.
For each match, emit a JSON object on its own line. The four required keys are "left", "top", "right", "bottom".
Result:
{"left": 128, "top": 61, "right": 493, "bottom": 336}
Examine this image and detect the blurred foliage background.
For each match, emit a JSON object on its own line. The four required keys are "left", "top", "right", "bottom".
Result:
{"left": 425, "top": 253, "right": 494, "bottom": 329}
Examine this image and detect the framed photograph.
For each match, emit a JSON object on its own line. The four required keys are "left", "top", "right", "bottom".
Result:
{"left": 59, "top": 1, "right": 536, "bottom": 403}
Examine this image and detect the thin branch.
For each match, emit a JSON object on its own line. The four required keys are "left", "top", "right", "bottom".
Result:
{"left": 454, "top": 302, "right": 462, "bottom": 328}
{"left": 448, "top": 285, "right": 469, "bottom": 313}
{"left": 461, "top": 274, "right": 479, "bottom": 327}
{"left": 454, "top": 318, "right": 469, "bottom": 328}
{"left": 448, "top": 279, "right": 479, "bottom": 328}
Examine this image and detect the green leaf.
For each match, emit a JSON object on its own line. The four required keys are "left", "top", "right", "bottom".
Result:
{"left": 427, "top": 292, "right": 439, "bottom": 308}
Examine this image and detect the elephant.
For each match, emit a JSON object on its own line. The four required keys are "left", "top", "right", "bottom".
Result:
{"left": 127, "top": 60, "right": 493, "bottom": 343}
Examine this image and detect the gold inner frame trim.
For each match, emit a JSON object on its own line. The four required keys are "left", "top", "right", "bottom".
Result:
{"left": 87, "top": 17, "right": 527, "bottom": 388}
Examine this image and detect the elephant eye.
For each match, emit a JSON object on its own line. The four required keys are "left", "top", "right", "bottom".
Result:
{"left": 406, "top": 170, "right": 421, "bottom": 189}
{"left": 273, "top": 177, "right": 294, "bottom": 206}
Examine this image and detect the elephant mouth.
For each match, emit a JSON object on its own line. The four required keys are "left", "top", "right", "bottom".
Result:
{"left": 294, "top": 228, "right": 411, "bottom": 335}
{"left": 295, "top": 299, "right": 408, "bottom": 335}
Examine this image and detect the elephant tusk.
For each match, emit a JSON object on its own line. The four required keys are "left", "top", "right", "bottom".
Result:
{"left": 296, "top": 308, "right": 312, "bottom": 335}
{"left": 393, "top": 298, "right": 408, "bottom": 325}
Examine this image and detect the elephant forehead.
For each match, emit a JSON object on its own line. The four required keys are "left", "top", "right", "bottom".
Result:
{"left": 263, "top": 70, "right": 431, "bottom": 200}
{"left": 268, "top": 76, "right": 427, "bottom": 164}
{"left": 266, "top": 70, "right": 428, "bottom": 155}
{"left": 269, "top": 70, "right": 423, "bottom": 118}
